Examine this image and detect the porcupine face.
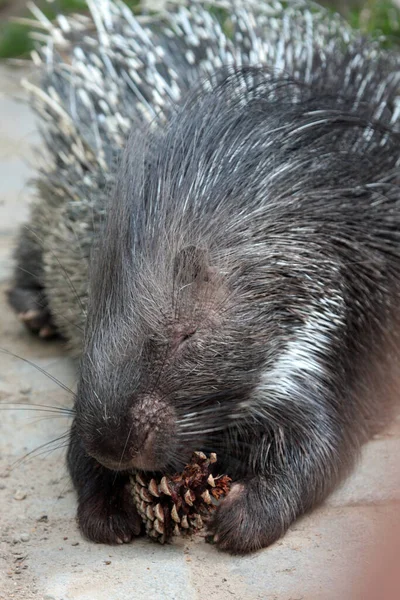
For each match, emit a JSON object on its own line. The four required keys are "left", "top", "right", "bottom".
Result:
{"left": 73, "top": 70, "right": 292, "bottom": 474}
{"left": 74, "top": 239, "right": 264, "bottom": 473}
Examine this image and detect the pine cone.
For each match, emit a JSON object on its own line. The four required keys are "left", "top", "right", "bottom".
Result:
{"left": 130, "top": 452, "right": 231, "bottom": 544}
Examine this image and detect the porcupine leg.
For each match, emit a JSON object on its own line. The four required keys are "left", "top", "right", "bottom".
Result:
{"left": 209, "top": 421, "right": 349, "bottom": 555}
{"left": 67, "top": 421, "right": 142, "bottom": 544}
{"left": 208, "top": 312, "right": 366, "bottom": 557}
{"left": 7, "top": 226, "right": 58, "bottom": 338}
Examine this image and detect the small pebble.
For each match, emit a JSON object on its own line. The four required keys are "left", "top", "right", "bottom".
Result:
{"left": 20, "top": 386, "right": 32, "bottom": 395}
{"left": 14, "top": 553, "right": 27, "bottom": 561}
{"left": 37, "top": 514, "right": 48, "bottom": 523}
{"left": 14, "top": 490, "right": 27, "bottom": 501}
{"left": 20, "top": 533, "right": 30, "bottom": 542}
{"left": 104, "top": 560, "right": 111, "bottom": 565}
{"left": 71, "top": 542, "right": 79, "bottom": 546}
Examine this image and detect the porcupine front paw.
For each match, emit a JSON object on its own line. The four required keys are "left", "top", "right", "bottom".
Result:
{"left": 208, "top": 478, "right": 290, "bottom": 555}
{"left": 7, "top": 286, "right": 58, "bottom": 339}
{"left": 77, "top": 481, "right": 143, "bottom": 544}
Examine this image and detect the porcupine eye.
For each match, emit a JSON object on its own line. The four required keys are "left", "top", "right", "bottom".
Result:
{"left": 178, "top": 329, "right": 197, "bottom": 347}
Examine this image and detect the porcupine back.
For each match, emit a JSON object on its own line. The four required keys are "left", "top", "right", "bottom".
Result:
{"left": 18, "top": 0, "right": 400, "bottom": 355}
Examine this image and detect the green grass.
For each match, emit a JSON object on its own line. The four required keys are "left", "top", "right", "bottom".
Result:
{"left": 0, "top": 22, "right": 32, "bottom": 59}
{"left": 0, "top": 0, "right": 140, "bottom": 59}
{"left": 348, "top": 0, "right": 400, "bottom": 45}
{"left": 0, "top": 0, "right": 400, "bottom": 59}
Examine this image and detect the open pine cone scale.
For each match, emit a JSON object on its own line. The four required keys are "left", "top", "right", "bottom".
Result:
{"left": 130, "top": 451, "right": 231, "bottom": 544}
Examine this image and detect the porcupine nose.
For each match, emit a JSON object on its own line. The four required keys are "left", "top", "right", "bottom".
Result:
{"left": 129, "top": 395, "right": 177, "bottom": 470}
{"left": 87, "top": 395, "right": 176, "bottom": 471}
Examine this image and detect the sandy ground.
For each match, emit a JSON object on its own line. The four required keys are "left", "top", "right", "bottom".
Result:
{"left": 1, "top": 63, "right": 400, "bottom": 600}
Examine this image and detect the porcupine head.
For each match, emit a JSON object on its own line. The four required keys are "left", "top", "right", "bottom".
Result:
{"left": 72, "top": 75, "right": 284, "bottom": 478}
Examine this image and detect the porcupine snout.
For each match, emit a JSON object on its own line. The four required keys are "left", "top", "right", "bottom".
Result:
{"left": 77, "top": 393, "right": 177, "bottom": 472}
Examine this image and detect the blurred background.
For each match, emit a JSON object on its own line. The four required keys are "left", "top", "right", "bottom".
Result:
{"left": 1, "top": 0, "right": 400, "bottom": 60}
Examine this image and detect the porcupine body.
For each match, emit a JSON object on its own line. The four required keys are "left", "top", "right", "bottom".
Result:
{"left": 7, "top": 0, "right": 400, "bottom": 554}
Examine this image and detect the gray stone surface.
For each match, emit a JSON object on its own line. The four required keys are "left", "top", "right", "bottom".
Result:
{"left": 0, "top": 66, "right": 40, "bottom": 283}
{"left": 0, "top": 63, "right": 399, "bottom": 600}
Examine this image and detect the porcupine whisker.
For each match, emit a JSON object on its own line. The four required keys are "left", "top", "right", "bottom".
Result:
{"left": 177, "top": 415, "right": 226, "bottom": 428}
{"left": 176, "top": 411, "right": 244, "bottom": 429}
{"left": 0, "top": 403, "right": 74, "bottom": 416}
{"left": 177, "top": 425, "right": 231, "bottom": 436}
{"left": 4, "top": 415, "right": 71, "bottom": 431}
{"left": 0, "top": 349, "right": 76, "bottom": 397}
{"left": 23, "top": 416, "right": 71, "bottom": 427}
{"left": 177, "top": 405, "right": 236, "bottom": 424}
{"left": 177, "top": 389, "right": 249, "bottom": 412}
{"left": 12, "top": 441, "right": 71, "bottom": 468}
{"left": 9, "top": 431, "right": 71, "bottom": 472}
{"left": 176, "top": 406, "right": 239, "bottom": 424}
{"left": 178, "top": 420, "right": 230, "bottom": 431}
{"left": 113, "top": 422, "right": 135, "bottom": 484}
{"left": 176, "top": 410, "right": 225, "bottom": 425}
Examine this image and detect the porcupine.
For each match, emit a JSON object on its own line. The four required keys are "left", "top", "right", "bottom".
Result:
{"left": 7, "top": 0, "right": 400, "bottom": 554}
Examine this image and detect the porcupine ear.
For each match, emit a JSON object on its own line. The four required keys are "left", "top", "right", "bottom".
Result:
{"left": 173, "top": 246, "right": 212, "bottom": 286}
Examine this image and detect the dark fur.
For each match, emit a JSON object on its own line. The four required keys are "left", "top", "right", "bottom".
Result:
{"left": 12, "top": 58, "right": 400, "bottom": 553}
{"left": 63, "top": 63, "right": 400, "bottom": 553}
